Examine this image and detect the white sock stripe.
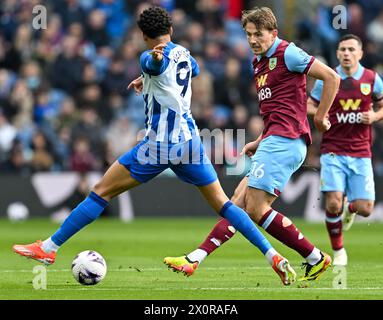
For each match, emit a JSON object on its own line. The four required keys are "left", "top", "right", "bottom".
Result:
{"left": 326, "top": 216, "right": 342, "bottom": 223}
{"left": 261, "top": 210, "right": 278, "bottom": 230}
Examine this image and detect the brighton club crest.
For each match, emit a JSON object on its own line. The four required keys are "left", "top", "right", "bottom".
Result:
{"left": 360, "top": 83, "right": 371, "bottom": 95}
{"left": 269, "top": 57, "right": 277, "bottom": 70}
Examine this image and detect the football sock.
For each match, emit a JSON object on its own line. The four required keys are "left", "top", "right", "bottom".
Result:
{"left": 197, "top": 218, "right": 236, "bottom": 257}
{"left": 187, "top": 249, "right": 207, "bottom": 263}
{"left": 258, "top": 209, "right": 321, "bottom": 264}
{"left": 265, "top": 248, "right": 278, "bottom": 265}
{"left": 305, "top": 247, "right": 322, "bottom": 265}
{"left": 220, "top": 201, "right": 272, "bottom": 254}
{"left": 50, "top": 192, "right": 108, "bottom": 247}
{"left": 42, "top": 237, "right": 60, "bottom": 253}
{"left": 325, "top": 210, "right": 343, "bottom": 251}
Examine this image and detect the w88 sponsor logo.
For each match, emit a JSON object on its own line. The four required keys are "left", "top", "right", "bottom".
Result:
{"left": 336, "top": 112, "right": 363, "bottom": 124}
{"left": 258, "top": 87, "right": 272, "bottom": 101}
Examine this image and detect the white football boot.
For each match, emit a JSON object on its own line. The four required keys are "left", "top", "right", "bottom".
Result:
{"left": 342, "top": 201, "right": 356, "bottom": 231}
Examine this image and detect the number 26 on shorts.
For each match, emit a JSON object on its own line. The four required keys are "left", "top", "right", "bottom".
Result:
{"left": 250, "top": 162, "right": 265, "bottom": 179}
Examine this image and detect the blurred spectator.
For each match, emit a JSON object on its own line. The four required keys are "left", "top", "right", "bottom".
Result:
{"left": 69, "top": 136, "right": 98, "bottom": 172}
{"left": 213, "top": 56, "right": 251, "bottom": 110}
{"left": 50, "top": 35, "right": 85, "bottom": 94}
{"left": 30, "top": 130, "right": 55, "bottom": 172}
{"left": 8, "top": 79, "right": 34, "bottom": 128}
{"left": 344, "top": 3, "right": 367, "bottom": 44}
{"left": 367, "top": 9, "right": 383, "bottom": 52}
{"left": 1, "top": 139, "right": 30, "bottom": 174}
{"left": 191, "top": 56, "right": 214, "bottom": 124}
{"left": 0, "top": 35, "right": 22, "bottom": 73}
{"left": 86, "top": 9, "right": 110, "bottom": 48}
{"left": 71, "top": 106, "right": 105, "bottom": 159}
{"left": 53, "top": 0, "right": 87, "bottom": 29}
{"left": 106, "top": 116, "right": 137, "bottom": 161}
{"left": 314, "top": 0, "right": 342, "bottom": 67}
{"left": 102, "top": 56, "right": 130, "bottom": 96}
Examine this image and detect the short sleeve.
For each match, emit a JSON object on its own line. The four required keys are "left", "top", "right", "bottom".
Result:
{"left": 284, "top": 43, "right": 315, "bottom": 74}
{"left": 373, "top": 73, "right": 383, "bottom": 101}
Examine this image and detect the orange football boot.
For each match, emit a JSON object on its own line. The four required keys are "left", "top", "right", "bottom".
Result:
{"left": 13, "top": 240, "right": 56, "bottom": 265}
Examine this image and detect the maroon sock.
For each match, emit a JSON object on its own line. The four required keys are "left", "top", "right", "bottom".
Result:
{"left": 198, "top": 218, "right": 236, "bottom": 254}
{"left": 325, "top": 210, "right": 343, "bottom": 250}
{"left": 258, "top": 209, "right": 315, "bottom": 258}
{"left": 348, "top": 202, "right": 357, "bottom": 213}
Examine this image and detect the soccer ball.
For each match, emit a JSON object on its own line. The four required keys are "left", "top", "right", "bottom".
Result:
{"left": 71, "top": 250, "right": 107, "bottom": 285}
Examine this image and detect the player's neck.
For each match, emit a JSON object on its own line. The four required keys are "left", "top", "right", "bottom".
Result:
{"left": 342, "top": 64, "right": 359, "bottom": 77}
{"left": 150, "top": 35, "right": 171, "bottom": 49}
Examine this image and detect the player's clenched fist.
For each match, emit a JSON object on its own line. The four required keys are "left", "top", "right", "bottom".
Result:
{"left": 314, "top": 114, "right": 331, "bottom": 132}
{"left": 240, "top": 140, "right": 261, "bottom": 158}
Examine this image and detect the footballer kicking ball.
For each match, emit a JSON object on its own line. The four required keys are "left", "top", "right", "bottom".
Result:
{"left": 71, "top": 250, "right": 107, "bottom": 285}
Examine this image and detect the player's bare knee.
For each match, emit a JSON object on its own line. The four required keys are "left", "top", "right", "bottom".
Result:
{"left": 244, "top": 204, "right": 262, "bottom": 224}
{"left": 326, "top": 200, "right": 342, "bottom": 214}
{"left": 358, "top": 202, "right": 374, "bottom": 217}
{"left": 92, "top": 181, "right": 113, "bottom": 201}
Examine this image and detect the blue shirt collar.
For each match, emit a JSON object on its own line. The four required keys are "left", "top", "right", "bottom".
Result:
{"left": 336, "top": 63, "right": 364, "bottom": 80}
{"left": 256, "top": 37, "right": 282, "bottom": 61}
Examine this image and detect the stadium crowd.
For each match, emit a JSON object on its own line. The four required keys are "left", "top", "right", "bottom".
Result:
{"left": 0, "top": 0, "right": 383, "bottom": 177}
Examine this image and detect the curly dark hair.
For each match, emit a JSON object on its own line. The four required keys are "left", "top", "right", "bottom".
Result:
{"left": 137, "top": 6, "right": 172, "bottom": 39}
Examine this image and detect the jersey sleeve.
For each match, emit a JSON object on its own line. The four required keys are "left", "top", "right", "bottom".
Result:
{"left": 190, "top": 55, "right": 200, "bottom": 78}
{"left": 373, "top": 73, "right": 383, "bottom": 101}
{"left": 284, "top": 43, "right": 315, "bottom": 74}
{"left": 140, "top": 50, "right": 170, "bottom": 76}
{"left": 310, "top": 79, "right": 324, "bottom": 103}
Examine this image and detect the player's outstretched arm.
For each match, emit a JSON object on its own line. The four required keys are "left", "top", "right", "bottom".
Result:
{"left": 308, "top": 60, "right": 340, "bottom": 132}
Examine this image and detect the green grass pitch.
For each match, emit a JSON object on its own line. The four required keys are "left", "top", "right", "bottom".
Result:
{"left": 1, "top": 217, "right": 383, "bottom": 300}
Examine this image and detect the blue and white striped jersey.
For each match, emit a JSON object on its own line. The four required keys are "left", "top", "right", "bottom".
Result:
{"left": 140, "top": 41, "right": 200, "bottom": 144}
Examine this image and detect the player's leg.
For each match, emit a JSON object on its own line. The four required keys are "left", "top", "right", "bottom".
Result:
{"left": 319, "top": 153, "right": 348, "bottom": 265}
{"left": 198, "top": 180, "right": 296, "bottom": 285}
{"left": 12, "top": 161, "right": 141, "bottom": 264}
{"left": 324, "top": 191, "right": 347, "bottom": 265}
{"left": 13, "top": 140, "right": 166, "bottom": 264}
{"left": 245, "top": 136, "right": 330, "bottom": 281}
{"left": 188, "top": 177, "right": 247, "bottom": 262}
{"left": 343, "top": 157, "right": 375, "bottom": 230}
{"left": 164, "top": 177, "right": 245, "bottom": 276}
{"left": 166, "top": 139, "right": 296, "bottom": 284}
